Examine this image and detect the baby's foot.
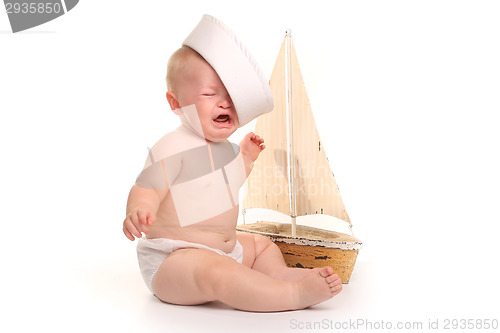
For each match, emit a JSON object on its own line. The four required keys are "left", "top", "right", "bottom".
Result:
{"left": 293, "top": 266, "right": 342, "bottom": 309}
{"left": 273, "top": 267, "right": 323, "bottom": 282}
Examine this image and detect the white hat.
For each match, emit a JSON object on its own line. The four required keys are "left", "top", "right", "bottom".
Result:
{"left": 183, "top": 14, "right": 274, "bottom": 127}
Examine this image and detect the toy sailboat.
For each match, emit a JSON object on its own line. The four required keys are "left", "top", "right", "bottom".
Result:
{"left": 237, "top": 30, "right": 362, "bottom": 283}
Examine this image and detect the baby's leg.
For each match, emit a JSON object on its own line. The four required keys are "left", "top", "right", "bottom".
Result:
{"left": 238, "top": 233, "right": 343, "bottom": 287}
{"left": 151, "top": 247, "right": 338, "bottom": 312}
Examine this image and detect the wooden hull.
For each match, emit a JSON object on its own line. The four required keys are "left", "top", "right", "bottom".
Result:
{"left": 236, "top": 222, "right": 362, "bottom": 284}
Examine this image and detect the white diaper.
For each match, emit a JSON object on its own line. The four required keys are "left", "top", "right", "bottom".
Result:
{"left": 137, "top": 237, "right": 244, "bottom": 293}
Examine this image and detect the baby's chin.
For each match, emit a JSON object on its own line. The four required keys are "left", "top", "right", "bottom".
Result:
{"left": 204, "top": 131, "right": 235, "bottom": 142}
{"left": 204, "top": 126, "right": 237, "bottom": 142}
{"left": 200, "top": 120, "right": 237, "bottom": 141}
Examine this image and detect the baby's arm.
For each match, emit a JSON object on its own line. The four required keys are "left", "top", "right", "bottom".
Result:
{"left": 239, "top": 132, "right": 265, "bottom": 176}
{"left": 123, "top": 185, "right": 167, "bottom": 241}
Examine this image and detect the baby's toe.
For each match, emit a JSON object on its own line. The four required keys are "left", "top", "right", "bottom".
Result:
{"left": 319, "top": 266, "right": 334, "bottom": 278}
{"left": 325, "top": 273, "right": 340, "bottom": 284}
{"left": 331, "top": 283, "right": 342, "bottom": 294}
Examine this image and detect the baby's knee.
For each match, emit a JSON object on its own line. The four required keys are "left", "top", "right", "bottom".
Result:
{"left": 253, "top": 234, "right": 275, "bottom": 252}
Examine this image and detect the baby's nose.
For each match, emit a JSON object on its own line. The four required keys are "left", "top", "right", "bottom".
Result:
{"left": 218, "top": 97, "right": 232, "bottom": 109}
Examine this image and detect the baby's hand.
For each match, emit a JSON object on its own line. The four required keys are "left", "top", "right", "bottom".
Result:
{"left": 123, "top": 207, "right": 156, "bottom": 241}
{"left": 240, "top": 132, "right": 265, "bottom": 162}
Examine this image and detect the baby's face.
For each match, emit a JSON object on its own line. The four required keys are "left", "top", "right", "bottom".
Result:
{"left": 175, "top": 56, "right": 239, "bottom": 141}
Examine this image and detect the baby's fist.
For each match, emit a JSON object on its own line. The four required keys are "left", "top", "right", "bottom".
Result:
{"left": 240, "top": 132, "right": 265, "bottom": 162}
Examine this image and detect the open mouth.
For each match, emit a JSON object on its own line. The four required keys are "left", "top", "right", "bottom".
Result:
{"left": 212, "top": 114, "right": 233, "bottom": 127}
{"left": 214, "top": 114, "right": 230, "bottom": 123}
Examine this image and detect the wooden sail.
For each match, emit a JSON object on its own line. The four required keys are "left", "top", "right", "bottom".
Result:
{"left": 243, "top": 32, "right": 351, "bottom": 224}
{"left": 242, "top": 37, "right": 291, "bottom": 217}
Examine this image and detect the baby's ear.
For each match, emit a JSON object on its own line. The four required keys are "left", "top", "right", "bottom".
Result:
{"left": 166, "top": 91, "right": 183, "bottom": 115}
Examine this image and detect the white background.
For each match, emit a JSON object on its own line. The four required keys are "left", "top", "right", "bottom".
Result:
{"left": 1, "top": 1, "right": 499, "bottom": 332}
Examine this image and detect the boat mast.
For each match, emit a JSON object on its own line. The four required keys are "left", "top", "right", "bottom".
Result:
{"left": 285, "top": 29, "right": 298, "bottom": 237}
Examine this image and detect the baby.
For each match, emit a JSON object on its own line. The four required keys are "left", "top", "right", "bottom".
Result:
{"left": 123, "top": 16, "right": 342, "bottom": 312}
